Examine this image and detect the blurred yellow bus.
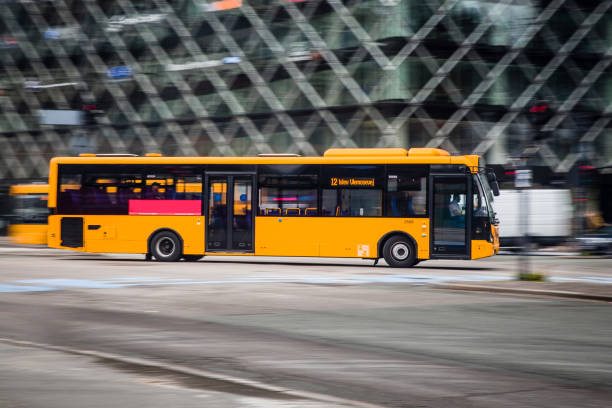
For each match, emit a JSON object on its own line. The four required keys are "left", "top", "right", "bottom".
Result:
{"left": 8, "top": 183, "right": 49, "bottom": 245}
{"left": 46, "top": 148, "right": 500, "bottom": 266}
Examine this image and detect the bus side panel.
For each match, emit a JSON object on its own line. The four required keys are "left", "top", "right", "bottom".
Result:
{"left": 255, "top": 217, "right": 429, "bottom": 259}
{"left": 48, "top": 215, "right": 84, "bottom": 251}
{"left": 8, "top": 224, "right": 48, "bottom": 245}
{"left": 471, "top": 224, "right": 499, "bottom": 259}
{"left": 255, "top": 217, "right": 320, "bottom": 257}
{"left": 49, "top": 215, "right": 205, "bottom": 255}
{"left": 471, "top": 240, "right": 495, "bottom": 259}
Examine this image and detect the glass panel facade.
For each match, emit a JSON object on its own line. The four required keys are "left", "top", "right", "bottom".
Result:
{"left": 0, "top": 1, "right": 610, "bottom": 183}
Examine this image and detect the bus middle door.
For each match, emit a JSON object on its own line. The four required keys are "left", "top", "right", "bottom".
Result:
{"left": 205, "top": 174, "right": 254, "bottom": 252}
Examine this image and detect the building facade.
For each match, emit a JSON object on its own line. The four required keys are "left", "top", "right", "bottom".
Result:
{"left": 1, "top": 0, "right": 611, "bottom": 181}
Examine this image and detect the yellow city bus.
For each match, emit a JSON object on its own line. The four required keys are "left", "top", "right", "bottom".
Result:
{"left": 8, "top": 183, "right": 49, "bottom": 245}
{"left": 46, "top": 148, "right": 500, "bottom": 266}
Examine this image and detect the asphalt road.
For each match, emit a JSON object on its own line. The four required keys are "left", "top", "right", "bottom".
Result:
{"left": 0, "top": 248, "right": 611, "bottom": 407}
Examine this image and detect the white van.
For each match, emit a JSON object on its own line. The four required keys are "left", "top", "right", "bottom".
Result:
{"left": 495, "top": 189, "right": 572, "bottom": 247}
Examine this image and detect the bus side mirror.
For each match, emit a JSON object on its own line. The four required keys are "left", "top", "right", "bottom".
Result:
{"left": 491, "top": 180, "right": 500, "bottom": 196}
{"left": 486, "top": 170, "right": 501, "bottom": 196}
{"left": 486, "top": 169, "right": 499, "bottom": 197}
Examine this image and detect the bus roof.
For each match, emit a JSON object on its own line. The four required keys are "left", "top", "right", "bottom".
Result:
{"left": 50, "top": 148, "right": 480, "bottom": 168}
{"left": 9, "top": 183, "right": 49, "bottom": 195}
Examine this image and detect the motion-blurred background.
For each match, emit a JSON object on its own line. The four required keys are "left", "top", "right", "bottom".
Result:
{"left": 0, "top": 0, "right": 611, "bottom": 247}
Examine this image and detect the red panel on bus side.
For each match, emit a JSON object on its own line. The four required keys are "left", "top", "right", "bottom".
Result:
{"left": 128, "top": 200, "right": 201, "bottom": 215}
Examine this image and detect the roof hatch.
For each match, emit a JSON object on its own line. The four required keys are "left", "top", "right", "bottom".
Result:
{"left": 407, "top": 148, "right": 450, "bottom": 157}
{"left": 323, "top": 148, "right": 409, "bottom": 157}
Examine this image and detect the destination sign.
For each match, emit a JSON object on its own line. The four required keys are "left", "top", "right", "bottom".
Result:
{"left": 330, "top": 177, "right": 376, "bottom": 187}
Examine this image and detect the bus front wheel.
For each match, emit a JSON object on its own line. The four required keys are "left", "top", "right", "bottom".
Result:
{"left": 383, "top": 236, "right": 417, "bottom": 268}
{"left": 151, "top": 231, "right": 182, "bottom": 262}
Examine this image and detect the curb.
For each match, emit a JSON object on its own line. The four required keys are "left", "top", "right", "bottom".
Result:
{"left": 0, "top": 337, "right": 386, "bottom": 408}
{"left": 431, "top": 283, "right": 612, "bottom": 303}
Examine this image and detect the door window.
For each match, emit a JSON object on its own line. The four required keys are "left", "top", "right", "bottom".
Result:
{"left": 207, "top": 179, "right": 228, "bottom": 249}
{"left": 433, "top": 177, "right": 468, "bottom": 255}
{"left": 206, "top": 175, "right": 254, "bottom": 251}
{"left": 232, "top": 179, "right": 252, "bottom": 250}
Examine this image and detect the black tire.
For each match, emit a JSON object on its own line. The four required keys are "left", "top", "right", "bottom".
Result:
{"left": 150, "top": 231, "right": 182, "bottom": 262}
{"left": 382, "top": 235, "right": 417, "bottom": 268}
{"left": 183, "top": 255, "right": 204, "bottom": 262}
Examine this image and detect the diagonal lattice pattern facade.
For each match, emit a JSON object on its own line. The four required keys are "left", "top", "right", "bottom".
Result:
{"left": 1, "top": 0, "right": 611, "bottom": 181}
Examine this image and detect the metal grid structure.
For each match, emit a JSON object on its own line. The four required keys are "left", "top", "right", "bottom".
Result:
{"left": 1, "top": 0, "right": 611, "bottom": 180}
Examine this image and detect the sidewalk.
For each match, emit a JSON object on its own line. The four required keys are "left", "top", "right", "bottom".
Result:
{"left": 434, "top": 281, "right": 612, "bottom": 303}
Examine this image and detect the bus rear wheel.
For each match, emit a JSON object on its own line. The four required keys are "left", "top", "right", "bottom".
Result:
{"left": 383, "top": 236, "right": 417, "bottom": 268}
{"left": 151, "top": 231, "right": 182, "bottom": 262}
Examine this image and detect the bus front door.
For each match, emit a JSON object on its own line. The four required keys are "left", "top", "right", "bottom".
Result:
{"left": 206, "top": 175, "right": 254, "bottom": 252}
{"left": 431, "top": 175, "right": 471, "bottom": 258}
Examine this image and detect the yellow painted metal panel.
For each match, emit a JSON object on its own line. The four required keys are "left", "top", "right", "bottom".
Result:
{"left": 471, "top": 240, "right": 495, "bottom": 259}
{"left": 48, "top": 158, "right": 60, "bottom": 208}
{"left": 451, "top": 154, "right": 479, "bottom": 169}
{"left": 8, "top": 224, "right": 48, "bottom": 245}
{"left": 324, "top": 148, "right": 409, "bottom": 157}
{"left": 47, "top": 215, "right": 84, "bottom": 251}
{"left": 47, "top": 212, "right": 497, "bottom": 261}
{"left": 47, "top": 148, "right": 481, "bottom": 169}
{"left": 255, "top": 217, "right": 430, "bottom": 259}
{"left": 48, "top": 215, "right": 205, "bottom": 255}
{"left": 407, "top": 148, "right": 450, "bottom": 157}
{"left": 255, "top": 217, "right": 320, "bottom": 256}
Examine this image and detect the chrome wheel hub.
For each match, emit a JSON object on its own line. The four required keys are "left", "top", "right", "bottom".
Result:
{"left": 392, "top": 243, "right": 410, "bottom": 260}
{"left": 157, "top": 238, "right": 175, "bottom": 257}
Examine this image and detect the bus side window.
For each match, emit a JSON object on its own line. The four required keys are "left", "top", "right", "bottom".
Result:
{"left": 386, "top": 167, "right": 428, "bottom": 217}
{"left": 322, "top": 189, "right": 382, "bottom": 217}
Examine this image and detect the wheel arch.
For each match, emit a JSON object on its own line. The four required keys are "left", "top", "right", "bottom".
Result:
{"left": 147, "top": 228, "right": 184, "bottom": 255}
{"left": 377, "top": 231, "right": 418, "bottom": 259}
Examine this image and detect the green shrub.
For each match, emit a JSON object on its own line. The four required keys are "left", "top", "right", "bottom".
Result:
{"left": 517, "top": 272, "right": 546, "bottom": 281}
